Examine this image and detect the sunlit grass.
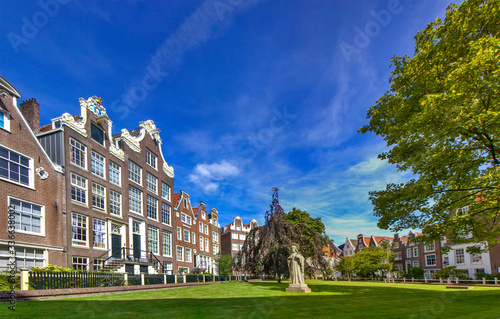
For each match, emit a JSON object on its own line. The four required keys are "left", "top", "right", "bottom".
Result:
{"left": 2, "top": 280, "right": 500, "bottom": 318}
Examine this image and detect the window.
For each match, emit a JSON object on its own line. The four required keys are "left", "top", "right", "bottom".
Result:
{"left": 161, "top": 183, "right": 171, "bottom": 201}
{"left": 72, "top": 213, "right": 88, "bottom": 246}
{"left": 181, "top": 213, "right": 191, "bottom": 225}
{"left": 185, "top": 248, "right": 191, "bottom": 263}
{"left": 146, "top": 150, "right": 157, "bottom": 169}
{"left": 184, "top": 229, "right": 190, "bottom": 242}
{"left": 177, "top": 227, "right": 181, "bottom": 240}
{"left": 236, "top": 225, "right": 241, "bottom": 231}
{"left": 147, "top": 195, "right": 158, "bottom": 220}
{"left": 426, "top": 254, "right": 437, "bottom": 266}
{"left": 71, "top": 173, "right": 87, "bottom": 205}
{"left": 471, "top": 253, "right": 482, "bottom": 264}
{"left": 162, "top": 231, "right": 172, "bottom": 257}
{"left": 109, "top": 162, "right": 121, "bottom": 186}
{"left": 91, "top": 182, "right": 106, "bottom": 210}
{"left": 91, "top": 151, "right": 105, "bottom": 178}
{"left": 0, "top": 145, "right": 32, "bottom": 187}
{"left": 413, "top": 247, "right": 418, "bottom": 258}
{"left": 200, "top": 236, "right": 204, "bottom": 251}
{"left": 184, "top": 198, "right": 189, "bottom": 208}
{"left": 93, "top": 258, "right": 104, "bottom": 271}
{"left": 406, "top": 248, "right": 411, "bottom": 258}
{"left": 192, "top": 233, "right": 196, "bottom": 244}
{"left": 413, "top": 260, "right": 419, "bottom": 268}
{"left": 457, "top": 206, "right": 469, "bottom": 216}
{"left": 232, "top": 233, "right": 238, "bottom": 240}
{"left": 424, "top": 242, "right": 435, "bottom": 252}
{"left": 161, "top": 203, "right": 171, "bottom": 225}
{"left": 72, "top": 256, "right": 88, "bottom": 271}
{"left": 205, "top": 225, "right": 208, "bottom": 235}
{"left": 132, "top": 221, "right": 140, "bottom": 234}
{"left": 9, "top": 198, "right": 43, "bottom": 234}
{"left": 455, "top": 248, "right": 465, "bottom": 264}
{"left": 232, "top": 243, "right": 238, "bottom": 251}
{"left": 109, "top": 190, "right": 121, "bottom": 216}
{"left": 146, "top": 173, "right": 157, "bottom": 194}
{"left": 202, "top": 212, "right": 206, "bottom": 219}
{"left": 93, "top": 219, "right": 106, "bottom": 249}
{"left": 395, "top": 242, "right": 399, "bottom": 249}
{"left": 205, "top": 238, "right": 209, "bottom": 253}
{"left": 129, "top": 186, "right": 142, "bottom": 214}
{"left": 0, "top": 111, "right": 8, "bottom": 130}
{"left": 148, "top": 226, "right": 159, "bottom": 254}
{"left": 213, "top": 232, "right": 218, "bottom": 242}
{"left": 164, "top": 262, "right": 173, "bottom": 274}
{"left": 69, "top": 138, "right": 86, "bottom": 169}
{"left": 239, "top": 234, "right": 245, "bottom": 241}
{"left": 7, "top": 248, "right": 44, "bottom": 270}
{"left": 128, "top": 161, "right": 142, "bottom": 185}
{"left": 177, "top": 246, "right": 184, "bottom": 261}
{"left": 199, "top": 222, "right": 203, "bottom": 232}
{"left": 213, "top": 244, "right": 218, "bottom": 255}
{"left": 91, "top": 123, "right": 105, "bottom": 145}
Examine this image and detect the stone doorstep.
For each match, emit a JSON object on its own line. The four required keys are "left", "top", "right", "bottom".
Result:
{"left": 0, "top": 281, "right": 217, "bottom": 301}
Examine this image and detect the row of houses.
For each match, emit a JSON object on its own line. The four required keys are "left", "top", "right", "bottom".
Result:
{"left": 0, "top": 76, "right": 257, "bottom": 275}
{"left": 338, "top": 232, "right": 500, "bottom": 279}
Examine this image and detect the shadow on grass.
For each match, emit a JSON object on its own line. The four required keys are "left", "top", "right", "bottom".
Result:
{"left": 2, "top": 281, "right": 500, "bottom": 319}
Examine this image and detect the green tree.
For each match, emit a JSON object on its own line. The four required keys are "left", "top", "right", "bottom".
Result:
{"left": 218, "top": 254, "right": 234, "bottom": 276}
{"left": 359, "top": 0, "right": 500, "bottom": 248}
{"left": 286, "top": 208, "right": 329, "bottom": 241}
{"left": 353, "top": 246, "right": 390, "bottom": 278}
{"left": 404, "top": 266, "right": 424, "bottom": 280}
{"left": 433, "top": 266, "right": 469, "bottom": 279}
{"left": 334, "top": 256, "right": 356, "bottom": 281}
{"left": 236, "top": 188, "right": 329, "bottom": 282}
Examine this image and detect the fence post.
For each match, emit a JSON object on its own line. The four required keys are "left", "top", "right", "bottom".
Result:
{"left": 412, "top": 277, "right": 414, "bottom": 283}
{"left": 440, "top": 278, "right": 443, "bottom": 284}
{"left": 447, "top": 278, "right": 451, "bottom": 284}
{"left": 124, "top": 273, "right": 128, "bottom": 286}
{"left": 164, "top": 274, "right": 167, "bottom": 285}
{"left": 203, "top": 275, "right": 206, "bottom": 283}
{"left": 141, "top": 273, "right": 145, "bottom": 286}
{"left": 495, "top": 278, "right": 498, "bottom": 285}
{"left": 20, "top": 270, "right": 29, "bottom": 291}
{"left": 455, "top": 278, "right": 459, "bottom": 284}
{"left": 424, "top": 278, "right": 427, "bottom": 283}
{"left": 175, "top": 275, "right": 177, "bottom": 284}
{"left": 483, "top": 278, "right": 486, "bottom": 285}
{"left": 183, "top": 275, "right": 186, "bottom": 283}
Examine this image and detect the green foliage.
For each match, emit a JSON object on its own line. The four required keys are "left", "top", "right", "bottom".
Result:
{"left": 286, "top": 208, "right": 330, "bottom": 242}
{"left": 433, "top": 266, "right": 469, "bottom": 279}
{"left": 334, "top": 257, "right": 356, "bottom": 280}
{"left": 0, "top": 274, "right": 20, "bottom": 291}
{"left": 353, "top": 246, "right": 392, "bottom": 278}
{"left": 359, "top": 0, "right": 500, "bottom": 246}
{"left": 218, "top": 254, "right": 234, "bottom": 276}
{"left": 475, "top": 272, "right": 500, "bottom": 280}
{"left": 178, "top": 267, "right": 188, "bottom": 275}
{"left": 403, "top": 266, "right": 424, "bottom": 279}
{"left": 31, "top": 264, "right": 79, "bottom": 273}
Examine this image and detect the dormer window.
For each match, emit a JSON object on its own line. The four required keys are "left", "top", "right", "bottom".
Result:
{"left": 52, "top": 120, "right": 61, "bottom": 129}
{"left": 184, "top": 198, "right": 189, "bottom": 208}
{"left": 91, "top": 123, "right": 105, "bottom": 146}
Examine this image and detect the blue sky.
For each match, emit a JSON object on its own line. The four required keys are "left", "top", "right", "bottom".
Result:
{"left": 1, "top": 0, "right": 457, "bottom": 245}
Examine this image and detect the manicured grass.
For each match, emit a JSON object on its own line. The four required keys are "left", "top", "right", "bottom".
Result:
{"left": 2, "top": 280, "right": 500, "bottom": 318}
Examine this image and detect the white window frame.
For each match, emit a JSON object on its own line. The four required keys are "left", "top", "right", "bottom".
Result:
{"left": 183, "top": 229, "right": 190, "bottom": 243}
{"left": 177, "top": 227, "right": 181, "bottom": 240}
{"left": 213, "top": 231, "right": 218, "bottom": 243}
{"left": 92, "top": 218, "right": 107, "bottom": 249}
{"left": 162, "top": 231, "right": 172, "bottom": 257}
{"left": 426, "top": 254, "right": 437, "bottom": 266}
{"left": 0, "top": 110, "right": 11, "bottom": 131}
{"left": 471, "top": 253, "right": 482, "bottom": 264}
{"left": 12, "top": 248, "right": 44, "bottom": 270}
{"left": 232, "top": 233, "right": 238, "bottom": 240}
{"left": 128, "top": 161, "right": 142, "bottom": 185}
{"left": 455, "top": 248, "right": 465, "bottom": 264}
{"left": 413, "top": 247, "right": 418, "bottom": 258}
{"left": 146, "top": 172, "right": 158, "bottom": 194}
{"left": 412, "top": 260, "right": 419, "bottom": 268}
{"left": 192, "top": 232, "right": 196, "bottom": 244}
{"left": 176, "top": 246, "right": 184, "bottom": 261}
{"left": 205, "top": 238, "right": 209, "bottom": 253}
{"left": 72, "top": 256, "right": 88, "bottom": 271}
{"left": 109, "top": 190, "right": 121, "bottom": 216}
{"left": 91, "top": 182, "right": 106, "bottom": 210}
{"left": 146, "top": 150, "right": 157, "bottom": 170}
{"left": 199, "top": 222, "right": 203, "bottom": 232}
{"left": 424, "top": 242, "right": 435, "bottom": 252}
{"left": 161, "top": 203, "right": 171, "bottom": 226}
{"left": 91, "top": 150, "right": 106, "bottom": 179}
{"left": 185, "top": 248, "right": 192, "bottom": 263}
{"left": 406, "top": 248, "right": 411, "bottom": 258}
{"left": 71, "top": 212, "right": 88, "bottom": 247}
{"left": 239, "top": 233, "right": 245, "bottom": 241}
{"left": 205, "top": 225, "right": 208, "bottom": 235}
{"left": 109, "top": 161, "right": 121, "bottom": 186}
{"left": 70, "top": 173, "right": 87, "bottom": 205}
{"left": 129, "top": 186, "right": 143, "bottom": 214}
{"left": 8, "top": 197, "right": 45, "bottom": 236}
{"left": 146, "top": 195, "right": 158, "bottom": 220}
{"left": 0, "top": 145, "right": 33, "bottom": 188}
{"left": 161, "top": 182, "right": 171, "bottom": 202}
{"left": 181, "top": 213, "right": 191, "bottom": 225}
{"left": 69, "top": 138, "right": 87, "bottom": 169}
{"left": 232, "top": 243, "right": 238, "bottom": 251}
{"left": 200, "top": 236, "right": 204, "bottom": 251}
{"left": 147, "top": 225, "right": 159, "bottom": 254}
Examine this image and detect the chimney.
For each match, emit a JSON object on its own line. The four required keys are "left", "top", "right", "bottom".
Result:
{"left": 20, "top": 98, "right": 40, "bottom": 133}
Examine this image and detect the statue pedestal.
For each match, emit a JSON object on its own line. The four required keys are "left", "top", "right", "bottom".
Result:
{"left": 286, "top": 283, "right": 311, "bottom": 293}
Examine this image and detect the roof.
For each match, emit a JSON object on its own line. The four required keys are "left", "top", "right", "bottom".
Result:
{"left": 400, "top": 236, "right": 408, "bottom": 244}
{"left": 338, "top": 243, "right": 345, "bottom": 251}
{"left": 39, "top": 115, "right": 82, "bottom": 133}
{"left": 349, "top": 239, "right": 357, "bottom": 247}
{"left": 363, "top": 237, "right": 370, "bottom": 246}
{"left": 0, "top": 76, "right": 21, "bottom": 98}
{"left": 373, "top": 236, "right": 393, "bottom": 244}
{"left": 173, "top": 193, "right": 181, "bottom": 207}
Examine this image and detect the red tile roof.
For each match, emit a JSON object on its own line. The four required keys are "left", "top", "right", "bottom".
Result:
{"left": 173, "top": 193, "right": 181, "bottom": 207}
{"left": 363, "top": 237, "right": 370, "bottom": 246}
{"left": 373, "top": 236, "right": 393, "bottom": 244}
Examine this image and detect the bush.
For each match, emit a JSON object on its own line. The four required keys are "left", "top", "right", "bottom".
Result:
{"left": 0, "top": 274, "right": 20, "bottom": 291}
{"left": 433, "top": 266, "right": 469, "bottom": 279}
{"left": 31, "top": 264, "right": 79, "bottom": 273}
{"left": 403, "top": 266, "right": 424, "bottom": 279}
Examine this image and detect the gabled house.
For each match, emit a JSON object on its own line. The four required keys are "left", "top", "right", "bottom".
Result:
{"left": 342, "top": 238, "right": 357, "bottom": 257}
{"left": 173, "top": 190, "right": 197, "bottom": 274}
{"left": 192, "top": 201, "right": 214, "bottom": 273}
{"left": 355, "top": 234, "right": 371, "bottom": 253}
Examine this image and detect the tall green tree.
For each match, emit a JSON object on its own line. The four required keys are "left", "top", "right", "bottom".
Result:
{"left": 359, "top": 0, "right": 500, "bottom": 248}
{"left": 286, "top": 208, "right": 330, "bottom": 243}
{"left": 236, "top": 188, "right": 329, "bottom": 282}
{"left": 353, "top": 246, "right": 391, "bottom": 278}
{"left": 334, "top": 256, "right": 356, "bottom": 281}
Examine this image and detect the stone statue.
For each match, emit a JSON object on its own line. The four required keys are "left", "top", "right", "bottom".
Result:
{"left": 286, "top": 244, "right": 311, "bottom": 293}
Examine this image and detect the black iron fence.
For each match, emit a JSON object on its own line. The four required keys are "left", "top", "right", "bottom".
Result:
{"left": 29, "top": 271, "right": 125, "bottom": 290}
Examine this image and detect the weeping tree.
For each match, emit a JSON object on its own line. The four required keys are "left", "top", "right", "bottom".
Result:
{"left": 235, "top": 188, "right": 331, "bottom": 282}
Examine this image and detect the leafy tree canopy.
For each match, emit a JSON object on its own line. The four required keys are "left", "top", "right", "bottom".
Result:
{"left": 286, "top": 208, "right": 330, "bottom": 242}
{"left": 353, "top": 246, "right": 391, "bottom": 278}
{"left": 359, "top": 0, "right": 500, "bottom": 248}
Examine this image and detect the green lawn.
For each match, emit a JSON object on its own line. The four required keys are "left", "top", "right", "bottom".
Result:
{"left": 2, "top": 280, "right": 500, "bottom": 318}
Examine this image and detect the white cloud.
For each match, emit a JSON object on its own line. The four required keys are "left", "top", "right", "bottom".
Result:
{"left": 189, "top": 160, "right": 240, "bottom": 194}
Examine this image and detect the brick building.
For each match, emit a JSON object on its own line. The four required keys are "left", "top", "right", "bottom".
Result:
{"left": 208, "top": 208, "right": 221, "bottom": 274}
{"left": 0, "top": 77, "right": 66, "bottom": 270}
{"left": 173, "top": 190, "right": 197, "bottom": 274}
{"left": 220, "top": 216, "right": 258, "bottom": 255}
{"left": 36, "top": 96, "right": 176, "bottom": 273}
